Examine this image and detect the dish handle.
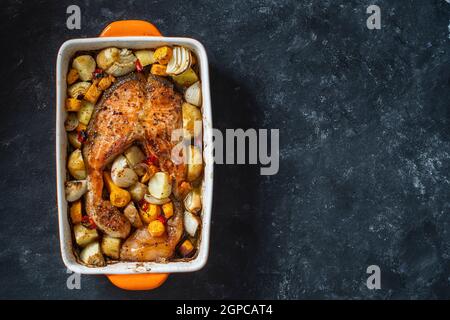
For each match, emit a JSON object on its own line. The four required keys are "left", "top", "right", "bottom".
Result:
{"left": 100, "top": 20, "right": 162, "bottom": 37}
{"left": 100, "top": 20, "right": 167, "bottom": 291}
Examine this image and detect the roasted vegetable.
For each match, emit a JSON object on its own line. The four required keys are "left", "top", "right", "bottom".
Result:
{"left": 166, "top": 46, "right": 191, "bottom": 75}
{"left": 67, "top": 68, "right": 79, "bottom": 85}
{"left": 83, "top": 82, "right": 102, "bottom": 104}
{"left": 182, "top": 102, "right": 202, "bottom": 139}
{"left": 96, "top": 47, "right": 120, "bottom": 70}
{"left": 123, "top": 146, "right": 145, "bottom": 167}
{"left": 67, "top": 81, "right": 91, "bottom": 99}
{"left": 148, "top": 172, "right": 172, "bottom": 199}
{"left": 75, "top": 124, "right": 87, "bottom": 135}
{"left": 185, "top": 81, "right": 202, "bottom": 106}
{"left": 65, "top": 180, "right": 87, "bottom": 202}
{"left": 144, "top": 194, "right": 170, "bottom": 205}
{"left": 140, "top": 203, "right": 160, "bottom": 224}
{"left": 187, "top": 145, "right": 203, "bottom": 181}
{"left": 128, "top": 181, "right": 147, "bottom": 202}
{"left": 123, "top": 202, "right": 143, "bottom": 228}
{"left": 74, "top": 223, "right": 99, "bottom": 247}
{"left": 162, "top": 201, "right": 174, "bottom": 219}
{"left": 111, "top": 155, "right": 138, "bottom": 188}
{"left": 70, "top": 200, "right": 83, "bottom": 224}
{"left": 64, "top": 113, "right": 79, "bottom": 131}
{"left": 101, "top": 236, "right": 121, "bottom": 259}
{"left": 103, "top": 172, "right": 131, "bottom": 208}
{"left": 177, "top": 181, "right": 193, "bottom": 199}
{"left": 153, "top": 46, "right": 173, "bottom": 65}
{"left": 140, "top": 203, "right": 161, "bottom": 223}
{"left": 140, "top": 164, "right": 158, "bottom": 183}
{"left": 148, "top": 220, "right": 165, "bottom": 237}
{"left": 171, "top": 68, "right": 198, "bottom": 87}
{"left": 68, "top": 149, "right": 86, "bottom": 179}
{"left": 184, "top": 210, "right": 200, "bottom": 237}
{"left": 105, "top": 49, "right": 136, "bottom": 76}
{"left": 77, "top": 102, "right": 94, "bottom": 126}
{"left": 98, "top": 74, "right": 115, "bottom": 90}
{"left": 150, "top": 64, "right": 167, "bottom": 76}
{"left": 184, "top": 188, "right": 202, "bottom": 214}
{"left": 72, "top": 55, "right": 96, "bottom": 81}
{"left": 134, "top": 50, "right": 155, "bottom": 66}
{"left": 80, "top": 241, "right": 105, "bottom": 266}
{"left": 179, "top": 239, "right": 195, "bottom": 257}
{"left": 65, "top": 98, "right": 83, "bottom": 112}
{"left": 68, "top": 131, "right": 82, "bottom": 149}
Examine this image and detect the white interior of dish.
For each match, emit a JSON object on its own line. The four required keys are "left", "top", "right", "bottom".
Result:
{"left": 56, "top": 37, "right": 213, "bottom": 274}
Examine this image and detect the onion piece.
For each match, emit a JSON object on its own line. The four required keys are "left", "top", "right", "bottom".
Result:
{"left": 65, "top": 180, "right": 87, "bottom": 202}
{"left": 111, "top": 155, "right": 138, "bottom": 188}
{"left": 64, "top": 113, "right": 79, "bottom": 131}
{"left": 105, "top": 49, "right": 136, "bottom": 77}
{"left": 148, "top": 172, "right": 172, "bottom": 199}
{"left": 166, "top": 46, "right": 191, "bottom": 75}
{"left": 184, "top": 188, "right": 202, "bottom": 214}
{"left": 184, "top": 81, "right": 202, "bottom": 106}
{"left": 184, "top": 210, "right": 201, "bottom": 237}
{"left": 144, "top": 194, "right": 171, "bottom": 205}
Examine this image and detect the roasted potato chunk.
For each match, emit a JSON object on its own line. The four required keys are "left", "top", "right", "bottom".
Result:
{"left": 74, "top": 223, "right": 99, "bottom": 247}
{"left": 80, "top": 241, "right": 105, "bottom": 266}
{"left": 187, "top": 145, "right": 203, "bottom": 182}
{"left": 101, "top": 236, "right": 121, "bottom": 259}
{"left": 171, "top": 68, "right": 198, "bottom": 87}
{"left": 135, "top": 50, "right": 155, "bottom": 66}
{"left": 182, "top": 102, "right": 202, "bottom": 139}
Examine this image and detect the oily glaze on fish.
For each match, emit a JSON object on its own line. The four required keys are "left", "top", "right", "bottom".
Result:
{"left": 83, "top": 73, "right": 186, "bottom": 260}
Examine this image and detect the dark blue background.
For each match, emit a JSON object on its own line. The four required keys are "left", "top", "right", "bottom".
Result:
{"left": 0, "top": 0, "right": 449, "bottom": 299}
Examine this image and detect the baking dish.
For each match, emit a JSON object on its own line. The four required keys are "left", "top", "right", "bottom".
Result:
{"left": 56, "top": 20, "right": 213, "bottom": 289}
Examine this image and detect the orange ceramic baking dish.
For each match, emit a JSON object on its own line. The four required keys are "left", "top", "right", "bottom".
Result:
{"left": 56, "top": 20, "right": 213, "bottom": 290}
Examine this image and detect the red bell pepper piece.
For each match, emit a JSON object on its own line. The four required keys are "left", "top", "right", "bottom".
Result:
{"left": 135, "top": 59, "right": 143, "bottom": 72}
{"left": 81, "top": 216, "right": 97, "bottom": 229}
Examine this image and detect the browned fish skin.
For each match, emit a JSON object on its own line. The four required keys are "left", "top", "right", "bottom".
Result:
{"left": 83, "top": 73, "right": 187, "bottom": 245}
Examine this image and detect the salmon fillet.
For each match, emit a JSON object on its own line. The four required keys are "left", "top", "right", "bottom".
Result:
{"left": 83, "top": 73, "right": 186, "bottom": 261}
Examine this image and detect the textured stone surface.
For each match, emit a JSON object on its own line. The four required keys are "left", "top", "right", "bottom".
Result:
{"left": 0, "top": 0, "right": 449, "bottom": 299}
